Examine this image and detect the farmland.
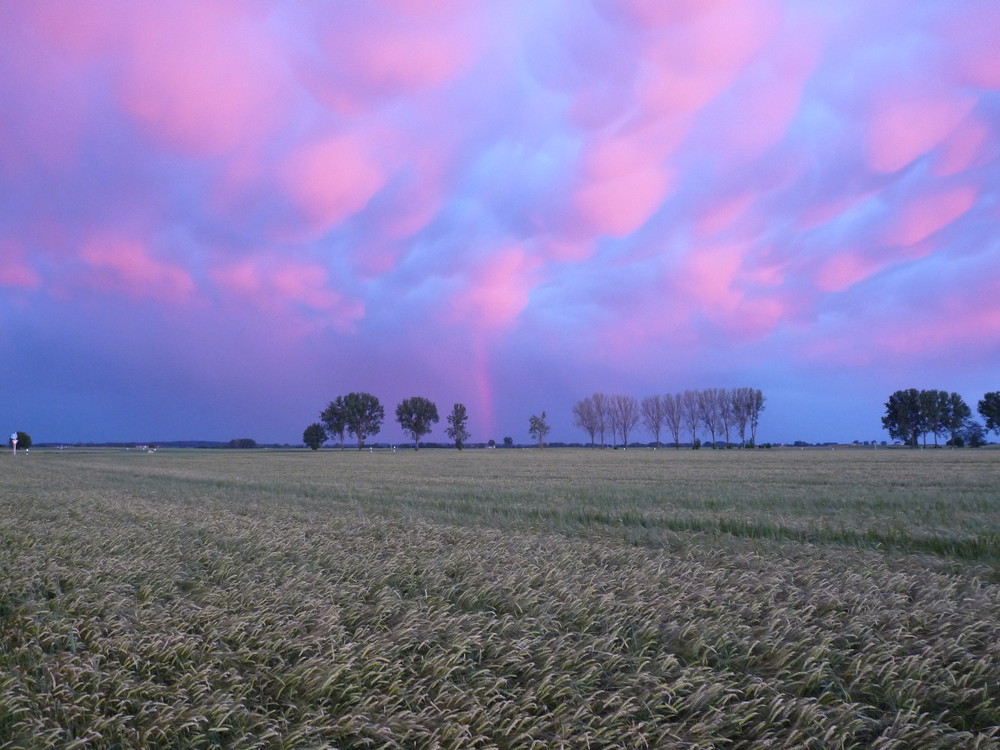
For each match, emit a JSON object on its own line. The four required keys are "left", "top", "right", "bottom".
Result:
{"left": 1, "top": 448, "right": 999, "bottom": 748}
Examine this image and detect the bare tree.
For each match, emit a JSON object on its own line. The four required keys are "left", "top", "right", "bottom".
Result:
{"left": 698, "top": 389, "right": 722, "bottom": 448}
{"left": 732, "top": 387, "right": 752, "bottom": 448}
{"left": 682, "top": 389, "right": 701, "bottom": 447}
{"left": 592, "top": 392, "right": 609, "bottom": 448}
{"left": 572, "top": 396, "right": 599, "bottom": 447}
{"left": 640, "top": 395, "right": 665, "bottom": 447}
{"left": 612, "top": 394, "right": 640, "bottom": 448}
{"left": 663, "top": 393, "right": 684, "bottom": 449}
{"left": 718, "top": 388, "right": 735, "bottom": 447}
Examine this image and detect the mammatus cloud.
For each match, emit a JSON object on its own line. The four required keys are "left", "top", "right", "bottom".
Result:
{"left": 1, "top": 0, "right": 999, "bottom": 443}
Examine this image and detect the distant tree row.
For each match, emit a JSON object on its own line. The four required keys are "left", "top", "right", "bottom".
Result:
{"left": 303, "top": 393, "right": 471, "bottom": 451}
{"left": 882, "top": 389, "right": 998, "bottom": 447}
{"left": 573, "top": 388, "right": 765, "bottom": 449}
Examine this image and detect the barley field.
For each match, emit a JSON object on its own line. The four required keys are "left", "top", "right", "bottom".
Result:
{"left": 1, "top": 447, "right": 998, "bottom": 749}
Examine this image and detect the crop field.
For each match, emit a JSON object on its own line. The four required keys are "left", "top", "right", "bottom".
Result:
{"left": 1, "top": 447, "right": 999, "bottom": 749}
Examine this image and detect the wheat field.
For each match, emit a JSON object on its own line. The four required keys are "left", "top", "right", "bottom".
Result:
{"left": 1, "top": 447, "right": 998, "bottom": 748}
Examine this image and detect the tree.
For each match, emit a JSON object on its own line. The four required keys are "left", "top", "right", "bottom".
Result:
{"left": 302, "top": 423, "right": 327, "bottom": 451}
{"left": 698, "top": 389, "right": 722, "bottom": 447}
{"left": 343, "top": 392, "right": 384, "bottom": 450}
{"left": 9, "top": 431, "right": 31, "bottom": 451}
{"left": 529, "top": 412, "right": 550, "bottom": 448}
{"left": 396, "top": 396, "right": 438, "bottom": 450}
{"left": 718, "top": 389, "right": 735, "bottom": 447}
{"left": 502, "top": 437, "right": 513, "bottom": 447}
{"left": 321, "top": 396, "right": 349, "bottom": 450}
{"left": 747, "top": 388, "right": 765, "bottom": 447}
{"left": 227, "top": 438, "right": 257, "bottom": 449}
{"left": 943, "top": 392, "right": 971, "bottom": 446}
{"left": 882, "top": 389, "right": 923, "bottom": 447}
{"left": 663, "top": 393, "right": 683, "bottom": 449}
{"left": 445, "top": 403, "right": 471, "bottom": 450}
{"left": 920, "top": 389, "right": 949, "bottom": 446}
{"left": 682, "top": 389, "right": 701, "bottom": 448}
{"left": 954, "top": 420, "right": 987, "bottom": 447}
{"left": 592, "top": 392, "right": 609, "bottom": 448}
{"left": 572, "top": 396, "right": 599, "bottom": 447}
{"left": 979, "top": 392, "right": 1000, "bottom": 435}
{"left": 611, "top": 394, "right": 640, "bottom": 448}
{"left": 640, "top": 395, "right": 665, "bottom": 447}
{"left": 732, "top": 387, "right": 751, "bottom": 447}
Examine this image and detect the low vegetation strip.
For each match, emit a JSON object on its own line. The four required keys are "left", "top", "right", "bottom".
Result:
{"left": 1, "top": 449, "right": 998, "bottom": 748}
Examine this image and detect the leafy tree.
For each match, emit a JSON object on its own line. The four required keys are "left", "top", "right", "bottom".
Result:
{"left": 747, "top": 388, "right": 766, "bottom": 447}
{"left": 320, "top": 396, "right": 349, "bottom": 450}
{"left": 919, "top": 389, "right": 949, "bottom": 446}
{"left": 882, "top": 389, "right": 923, "bottom": 447}
{"left": 227, "top": 438, "right": 257, "bottom": 449}
{"left": 343, "top": 392, "right": 384, "bottom": 450}
{"left": 944, "top": 392, "right": 972, "bottom": 446}
{"left": 396, "top": 396, "right": 439, "bottom": 450}
{"left": 489, "top": 439, "right": 497, "bottom": 448}
{"left": 302, "top": 423, "right": 327, "bottom": 451}
{"left": 979, "top": 391, "right": 1000, "bottom": 435}
{"left": 529, "top": 412, "right": 550, "bottom": 449}
{"left": 502, "top": 437, "right": 513, "bottom": 448}
{"left": 445, "top": 403, "right": 471, "bottom": 450}
{"left": 9, "top": 431, "right": 31, "bottom": 450}
{"left": 640, "top": 395, "right": 665, "bottom": 447}
{"left": 953, "top": 420, "right": 987, "bottom": 448}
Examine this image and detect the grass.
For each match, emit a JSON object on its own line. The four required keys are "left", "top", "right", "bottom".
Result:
{"left": 1, "top": 447, "right": 998, "bottom": 748}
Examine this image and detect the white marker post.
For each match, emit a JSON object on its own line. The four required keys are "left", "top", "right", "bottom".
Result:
{"left": 10, "top": 432, "right": 18, "bottom": 454}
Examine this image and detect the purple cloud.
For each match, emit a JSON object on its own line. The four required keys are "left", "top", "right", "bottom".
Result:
{"left": 1, "top": 0, "right": 999, "bottom": 444}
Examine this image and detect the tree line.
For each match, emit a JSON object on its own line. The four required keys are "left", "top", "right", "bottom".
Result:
{"left": 882, "top": 389, "right": 1000, "bottom": 447}
{"left": 572, "top": 388, "right": 765, "bottom": 449}
{"left": 303, "top": 393, "right": 471, "bottom": 451}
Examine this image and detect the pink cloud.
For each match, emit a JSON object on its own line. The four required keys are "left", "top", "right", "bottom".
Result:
{"left": 865, "top": 85, "right": 976, "bottom": 173}
{"left": 932, "top": 116, "right": 992, "bottom": 177}
{"left": 673, "top": 242, "right": 792, "bottom": 338}
{"left": 634, "top": 0, "right": 780, "bottom": 119}
{"left": 0, "top": 240, "right": 41, "bottom": 289}
{"left": 881, "top": 185, "right": 977, "bottom": 246}
{"left": 571, "top": 129, "right": 676, "bottom": 236}
{"left": 943, "top": 0, "right": 1000, "bottom": 89}
{"left": 114, "top": 2, "right": 291, "bottom": 157}
{"left": 306, "top": 3, "right": 483, "bottom": 115}
{"left": 278, "top": 132, "right": 386, "bottom": 233}
{"left": 814, "top": 250, "right": 885, "bottom": 293}
{"left": 80, "top": 233, "right": 195, "bottom": 303}
{"left": 695, "top": 194, "right": 756, "bottom": 237}
{"left": 448, "top": 247, "right": 543, "bottom": 331}
{"left": 210, "top": 256, "right": 364, "bottom": 331}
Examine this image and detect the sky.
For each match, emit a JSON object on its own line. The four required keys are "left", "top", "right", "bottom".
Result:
{"left": 2, "top": 0, "right": 999, "bottom": 446}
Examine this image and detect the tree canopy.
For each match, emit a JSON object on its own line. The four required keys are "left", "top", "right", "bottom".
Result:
{"left": 395, "top": 396, "right": 439, "bottom": 450}
{"left": 302, "top": 423, "right": 326, "bottom": 451}
{"left": 980, "top": 392, "right": 1000, "bottom": 435}
{"left": 529, "top": 412, "right": 550, "bottom": 449}
{"left": 445, "top": 403, "right": 470, "bottom": 450}
{"left": 343, "top": 392, "right": 384, "bottom": 450}
{"left": 320, "top": 396, "right": 349, "bottom": 450}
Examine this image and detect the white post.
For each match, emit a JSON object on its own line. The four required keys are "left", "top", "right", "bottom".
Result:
{"left": 10, "top": 433, "right": 17, "bottom": 454}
